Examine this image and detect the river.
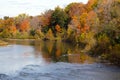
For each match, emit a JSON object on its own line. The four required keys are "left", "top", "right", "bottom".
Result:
{"left": 0, "top": 40, "right": 120, "bottom": 80}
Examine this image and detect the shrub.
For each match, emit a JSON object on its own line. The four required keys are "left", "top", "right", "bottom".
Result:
{"left": 107, "top": 44, "right": 120, "bottom": 66}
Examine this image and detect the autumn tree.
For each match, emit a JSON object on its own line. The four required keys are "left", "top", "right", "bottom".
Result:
{"left": 65, "top": 3, "right": 87, "bottom": 18}
{"left": 9, "top": 25, "right": 17, "bottom": 37}
{"left": 86, "top": 0, "right": 98, "bottom": 11}
{"left": 20, "top": 20, "right": 30, "bottom": 32}
{"left": 29, "top": 16, "right": 41, "bottom": 29}
{"left": 14, "top": 13, "right": 29, "bottom": 30}
{"left": 40, "top": 10, "right": 53, "bottom": 27}
{"left": 40, "top": 10, "right": 53, "bottom": 33}
{"left": 0, "top": 18, "right": 16, "bottom": 38}
{"left": 86, "top": 11, "right": 100, "bottom": 33}
{"left": 68, "top": 12, "right": 89, "bottom": 34}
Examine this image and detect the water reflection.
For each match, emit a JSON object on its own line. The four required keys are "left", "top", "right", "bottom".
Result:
{"left": 0, "top": 45, "right": 46, "bottom": 74}
{"left": 7, "top": 40, "right": 94, "bottom": 64}
{"left": 1, "top": 40, "right": 120, "bottom": 80}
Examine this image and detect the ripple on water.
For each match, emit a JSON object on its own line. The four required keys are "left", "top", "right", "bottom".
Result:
{"left": 6, "top": 62, "right": 119, "bottom": 80}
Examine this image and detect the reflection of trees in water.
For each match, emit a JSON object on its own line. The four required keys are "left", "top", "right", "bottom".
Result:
{"left": 50, "top": 41, "right": 68, "bottom": 62}
{"left": 8, "top": 40, "right": 94, "bottom": 63}
{"left": 33, "top": 41, "right": 94, "bottom": 63}
{"left": 40, "top": 41, "right": 68, "bottom": 62}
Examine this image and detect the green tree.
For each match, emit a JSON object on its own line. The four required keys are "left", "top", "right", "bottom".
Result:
{"left": 50, "top": 6, "right": 70, "bottom": 31}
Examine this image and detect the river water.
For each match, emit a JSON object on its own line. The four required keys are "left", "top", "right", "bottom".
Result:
{"left": 0, "top": 40, "right": 120, "bottom": 80}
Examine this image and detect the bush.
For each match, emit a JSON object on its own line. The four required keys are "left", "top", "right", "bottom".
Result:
{"left": 15, "top": 32, "right": 29, "bottom": 39}
{"left": 91, "top": 33, "right": 110, "bottom": 56}
{"left": 107, "top": 44, "right": 120, "bottom": 66}
{"left": 76, "top": 32, "right": 96, "bottom": 51}
{"left": 65, "top": 27, "right": 76, "bottom": 43}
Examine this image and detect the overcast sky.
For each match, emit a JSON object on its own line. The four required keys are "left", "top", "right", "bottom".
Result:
{"left": 0, "top": 0, "right": 88, "bottom": 18}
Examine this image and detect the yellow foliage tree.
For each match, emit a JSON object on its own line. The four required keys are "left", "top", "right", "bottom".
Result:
{"left": 45, "top": 29, "right": 54, "bottom": 40}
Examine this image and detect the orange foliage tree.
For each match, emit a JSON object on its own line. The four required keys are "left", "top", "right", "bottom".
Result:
{"left": 20, "top": 20, "right": 30, "bottom": 32}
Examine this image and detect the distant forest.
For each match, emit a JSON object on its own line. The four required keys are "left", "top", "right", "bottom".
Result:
{"left": 0, "top": 0, "right": 120, "bottom": 65}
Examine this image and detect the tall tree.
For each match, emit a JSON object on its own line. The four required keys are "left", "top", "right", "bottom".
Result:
{"left": 50, "top": 6, "right": 69, "bottom": 30}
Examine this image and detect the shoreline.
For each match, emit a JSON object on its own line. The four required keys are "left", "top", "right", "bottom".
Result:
{"left": 0, "top": 40, "right": 8, "bottom": 46}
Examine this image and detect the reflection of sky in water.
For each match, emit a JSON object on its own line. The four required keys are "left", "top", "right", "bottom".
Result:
{"left": 0, "top": 45, "right": 46, "bottom": 75}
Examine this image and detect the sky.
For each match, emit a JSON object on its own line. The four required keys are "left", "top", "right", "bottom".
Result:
{"left": 0, "top": 0, "right": 88, "bottom": 18}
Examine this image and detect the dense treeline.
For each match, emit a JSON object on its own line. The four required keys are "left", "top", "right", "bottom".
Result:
{"left": 0, "top": 0, "right": 120, "bottom": 65}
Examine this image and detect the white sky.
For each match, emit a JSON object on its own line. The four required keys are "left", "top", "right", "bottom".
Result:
{"left": 0, "top": 0, "right": 88, "bottom": 18}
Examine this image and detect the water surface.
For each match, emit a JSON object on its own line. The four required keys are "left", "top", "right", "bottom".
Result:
{"left": 0, "top": 40, "right": 120, "bottom": 80}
